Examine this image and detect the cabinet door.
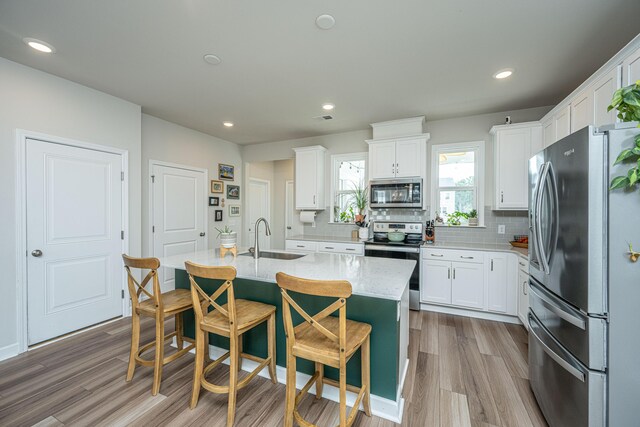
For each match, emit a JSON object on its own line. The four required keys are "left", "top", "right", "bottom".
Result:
{"left": 487, "top": 255, "right": 508, "bottom": 313}
{"left": 623, "top": 46, "right": 640, "bottom": 86}
{"left": 369, "top": 142, "right": 396, "bottom": 179}
{"left": 496, "top": 128, "right": 530, "bottom": 209}
{"left": 421, "top": 259, "right": 452, "bottom": 304}
{"left": 395, "top": 139, "right": 422, "bottom": 178}
{"left": 517, "top": 269, "right": 529, "bottom": 328}
{"left": 542, "top": 117, "right": 556, "bottom": 148}
{"left": 570, "top": 90, "right": 593, "bottom": 133}
{"left": 295, "top": 150, "right": 317, "bottom": 209}
{"left": 451, "top": 261, "right": 484, "bottom": 309}
{"left": 555, "top": 105, "right": 571, "bottom": 142}
{"left": 593, "top": 66, "right": 621, "bottom": 127}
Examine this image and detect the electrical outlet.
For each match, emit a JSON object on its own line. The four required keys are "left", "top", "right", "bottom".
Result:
{"left": 498, "top": 225, "right": 506, "bottom": 234}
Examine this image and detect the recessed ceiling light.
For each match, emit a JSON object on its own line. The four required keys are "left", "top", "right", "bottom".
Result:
{"left": 322, "top": 103, "right": 335, "bottom": 111}
{"left": 203, "top": 54, "right": 221, "bottom": 65}
{"left": 316, "top": 14, "right": 336, "bottom": 30}
{"left": 223, "top": 121, "right": 234, "bottom": 127}
{"left": 493, "top": 69, "right": 514, "bottom": 79}
{"left": 23, "top": 38, "right": 56, "bottom": 53}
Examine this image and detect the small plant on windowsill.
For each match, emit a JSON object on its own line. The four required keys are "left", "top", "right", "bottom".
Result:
{"left": 351, "top": 184, "right": 368, "bottom": 224}
{"left": 446, "top": 211, "right": 469, "bottom": 226}
{"left": 468, "top": 209, "right": 478, "bottom": 226}
{"left": 338, "top": 205, "right": 355, "bottom": 223}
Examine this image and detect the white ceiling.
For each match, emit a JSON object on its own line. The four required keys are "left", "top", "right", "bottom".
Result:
{"left": 1, "top": 1, "right": 639, "bottom": 145}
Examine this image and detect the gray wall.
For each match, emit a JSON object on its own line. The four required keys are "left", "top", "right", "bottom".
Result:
{"left": 0, "top": 58, "right": 142, "bottom": 353}
{"left": 141, "top": 114, "right": 243, "bottom": 254}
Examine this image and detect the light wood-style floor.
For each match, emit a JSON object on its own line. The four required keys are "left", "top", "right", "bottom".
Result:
{"left": 0, "top": 311, "right": 547, "bottom": 427}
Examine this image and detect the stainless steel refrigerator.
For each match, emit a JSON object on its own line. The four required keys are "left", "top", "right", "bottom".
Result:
{"left": 527, "top": 123, "right": 640, "bottom": 427}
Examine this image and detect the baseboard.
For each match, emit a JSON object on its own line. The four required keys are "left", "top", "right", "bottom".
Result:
{"left": 172, "top": 339, "right": 404, "bottom": 423}
{"left": 0, "top": 342, "right": 19, "bottom": 362}
{"left": 420, "top": 303, "right": 521, "bottom": 324}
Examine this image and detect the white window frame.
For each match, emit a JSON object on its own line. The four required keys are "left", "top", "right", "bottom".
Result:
{"left": 430, "top": 141, "right": 485, "bottom": 227}
{"left": 329, "top": 152, "right": 368, "bottom": 223}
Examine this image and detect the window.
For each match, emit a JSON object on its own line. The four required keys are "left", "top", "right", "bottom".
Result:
{"left": 431, "top": 141, "right": 484, "bottom": 226}
{"left": 330, "top": 153, "right": 367, "bottom": 223}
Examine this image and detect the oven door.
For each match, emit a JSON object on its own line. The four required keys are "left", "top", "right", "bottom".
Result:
{"left": 370, "top": 179, "right": 422, "bottom": 208}
{"left": 365, "top": 245, "right": 419, "bottom": 302}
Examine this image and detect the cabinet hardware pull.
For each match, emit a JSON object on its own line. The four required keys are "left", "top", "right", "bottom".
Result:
{"left": 346, "top": 248, "right": 355, "bottom": 251}
{"left": 523, "top": 281, "right": 528, "bottom": 295}
{"left": 501, "top": 191, "right": 504, "bottom": 203}
{"left": 313, "top": 195, "right": 316, "bottom": 204}
{"left": 519, "top": 262, "right": 526, "bottom": 267}
{"left": 491, "top": 259, "right": 494, "bottom": 271}
{"left": 448, "top": 268, "right": 451, "bottom": 279}
{"left": 460, "top": 256, "right": 474, "bottom": 259}
{"left": 296, "top": 245, "right": 304, "bottom": 248}
{"left": 325, "top": 246, "right": 334, "bottom": 249}
{"left": 453, "top": 268, "right": 456, "bottom": 279}
{"left": 431, "top": 254, "right": 444, "bottom": 257}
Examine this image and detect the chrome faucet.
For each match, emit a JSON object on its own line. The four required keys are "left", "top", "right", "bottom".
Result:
{"left": 252, "top": 217, "right": 271, "bottom": 259}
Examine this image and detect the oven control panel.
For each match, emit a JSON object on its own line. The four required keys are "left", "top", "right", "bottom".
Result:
{"left": 373, "top": 221, "right": 423, "bottom": 234}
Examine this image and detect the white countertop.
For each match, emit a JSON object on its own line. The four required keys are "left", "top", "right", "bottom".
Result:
{"left": 286, "top": 235, "right": 365, "bottom": 244}
{"left": 423, "top": 241, "right": 529, "bottom": 258}
{"left": 160, "top": 248, "right": 414, "bottom": 301}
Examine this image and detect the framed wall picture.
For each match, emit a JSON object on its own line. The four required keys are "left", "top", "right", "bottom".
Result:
{"left": 215, "top": 210, "right": 223, "bottom": 221}
{"left": 227, "top": 185, "right": 240, "bottom": 199}
{"left": 229, "top": 205, "right": 241, "bottom": 217}
{"left": 211, "top": 180, "right": 224, "bottom": 193}
{"left": 218, "top": 164, "right": 235, "bottom": 181}
{"left": 208, "top": 196, "right": 219, "bottom": 207}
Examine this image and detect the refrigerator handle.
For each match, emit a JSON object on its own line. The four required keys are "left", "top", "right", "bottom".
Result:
{"left": 529, "top": 281, "right": 586, "bottom": 330}
{"left": 548, "top": 162, "right": 560, "bottom": 267}
{"left": 528, "top": 314, "right": 586, "bottom": 382}
{"left": 535, "top": 162, "right": 551, "bottom": 274}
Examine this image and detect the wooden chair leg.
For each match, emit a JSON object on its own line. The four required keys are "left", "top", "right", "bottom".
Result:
{"left": 315, "top": 362, "right": 324, "bottom": 399}
{"left": 267, "top": 313, "right": 277, "bottom": 384}
{"left": 339, "top": 357, "right": 347, "bottom": 427}
{"left": 126, "top": 311, "right": 140, "bottom": 382}
{"left": 237, "top": 333, "right": 243, "bottom": 372}
{"left": 204, "top": 330, "right": 211, "bottom": 363}
{"left": 362, "top": 335, "right": 371, "bottom": 416}
{"left": 227, "top": 336, "right": 239, "bottom": 427}
{"left": 284, "top": 351, "right": 296, "bottom": 427}
{"left": 175, "top": 313, "right": 184, "bottom": 350}
{"left": 190, "top": 329, "right": 205, "bottom": 409}
{"left": 152, "top": 315, "right": 165, "bottom": 396}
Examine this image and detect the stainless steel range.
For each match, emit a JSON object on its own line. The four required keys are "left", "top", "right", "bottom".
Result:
{"left": 364, "top": 221, "right": 423, "bottom": 310}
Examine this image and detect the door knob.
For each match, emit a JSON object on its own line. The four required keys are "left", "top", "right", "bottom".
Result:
{"left": 286, "top": 226, "right": 292, "bottom": 230}
{"left": 199, "top": 232, "right": 205, "bottom": 237}
{"left": 31, "top": 249, "right": 43, "bottom": 257}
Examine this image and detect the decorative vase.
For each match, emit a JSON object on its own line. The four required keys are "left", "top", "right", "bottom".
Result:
{"left": 219, "top": 232, "right": 237, "bottom": 248}
{"left": 358, "top": 227, "right": 369, "bottom": 240}
{"left": 468, "top": 218, "right": 478, "bottom": 226}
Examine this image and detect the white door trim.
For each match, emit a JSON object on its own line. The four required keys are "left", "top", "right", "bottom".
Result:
{"left": 148, "top": 159, "right": 209, "bottom": 258}
{"left": 15, "top": 129, "right": 130, "bottom": 355}
{"left": 245, "top": 177, "right": 271, "bottom": 248}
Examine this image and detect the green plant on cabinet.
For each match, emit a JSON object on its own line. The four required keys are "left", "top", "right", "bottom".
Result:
{"left": 608, "top": 80, "right": 640, "bottom": 191}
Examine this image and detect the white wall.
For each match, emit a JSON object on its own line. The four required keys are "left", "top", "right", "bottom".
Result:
{"left": 141, "top": 114, "right": 243, "bottom": 254}
{"left": 0, "top": 58, "right": 142, "bottom": 353}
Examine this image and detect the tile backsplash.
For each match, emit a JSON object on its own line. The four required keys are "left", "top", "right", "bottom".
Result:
{"left": 302, "top": 206, "right": 528, "bottom": 244}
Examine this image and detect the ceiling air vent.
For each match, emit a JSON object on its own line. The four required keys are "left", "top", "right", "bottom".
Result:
{"left": 312, "top": 115, "right": 333, "bottom": 121}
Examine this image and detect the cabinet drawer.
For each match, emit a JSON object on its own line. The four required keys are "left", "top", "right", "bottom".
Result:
{"left": 318, "top": 242, "right": 364, "bottom": 255}
{"left": 285, "top": 240, "right": 317, "bottom": 252}
{"left": 518, "top": 255, "right": 529, "bottom": 273}
{"left": 422, "top": 248, "right": 483, "bottom": 263}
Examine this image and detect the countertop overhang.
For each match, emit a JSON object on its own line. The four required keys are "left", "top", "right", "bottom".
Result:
{"left": 160, "top": 248, "right": 415, "bottom": 301}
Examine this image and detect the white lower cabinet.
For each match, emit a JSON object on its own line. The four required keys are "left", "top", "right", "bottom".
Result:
{"left": 421, "top": 248, "right": 518, "bottom": 317}
{"left": 517, "top": 255, "right": 530, "bottom": 328}
{"left": 285, "top": 239, "right": 363, "bottom": 256}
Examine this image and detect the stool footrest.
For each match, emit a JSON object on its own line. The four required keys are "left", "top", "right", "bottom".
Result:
{"left": 134, "top": 331, "right": 192, "bottom": 367}
{"left": 201, "top": 352, "right": 273, "bottom": 394}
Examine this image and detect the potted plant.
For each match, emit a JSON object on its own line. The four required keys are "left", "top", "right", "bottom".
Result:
{"left": 608, "top": 80, "right": 640, "bottom": 191}
{"left": 351, "top": 185, "right": 368, "bottom": 223}
{"left": 446, "top": 211, "right": 469, "bottom": 226}
{"left": 468, "top": 209, "right": 478, "bottom": 226}
{"left": 215, "top": 226, "right": 237, "bottom": 248}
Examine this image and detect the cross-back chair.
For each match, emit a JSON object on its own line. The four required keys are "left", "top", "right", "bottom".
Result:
{"left": 185, "top": 261, "right": 277, "bottom": 427}
{"left": 276, "top": 272, "right": 372, "bottom": 427}
{"left": 122, "top": 254, "right": 195, "bottom": 396}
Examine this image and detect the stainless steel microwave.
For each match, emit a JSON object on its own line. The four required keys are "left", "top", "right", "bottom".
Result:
{"left": 369, "top": 178, "right": 423, "bottom": 209}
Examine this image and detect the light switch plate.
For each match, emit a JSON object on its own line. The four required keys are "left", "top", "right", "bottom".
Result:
{"left": 498, "top": 225, "right": 506, "bottom": 234}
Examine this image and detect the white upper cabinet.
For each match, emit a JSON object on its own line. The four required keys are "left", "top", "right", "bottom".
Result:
{"left": 293, "top": 145, "right": 326, "bottom": 210}
{"left": 623, "top": 46, "right": 640, "bottom": 85}
{"left": 593, "top": 66, "right": 621, "bottom": 127}
{"left": 367, "top": 136, "right": 427, "bottom": 180}
{"left": 555, "top": 105, "right": 571, "bottom": 141}
{"left": 492, "top": 122, "right": 542, "bottom": 210}
{"left": 570, "top": 89, "right": 593, "bottom": 133}
{"left": 542, "top": 117, "right": 556, "bottom": 148}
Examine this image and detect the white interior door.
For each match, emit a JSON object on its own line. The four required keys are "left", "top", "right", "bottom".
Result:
{"left": 26, "top": 139, "right": 123, "bottom": 345}
{"left": 285, "top": 180, "right": 303, "bottom": 239}
{"left": 247, "top": 178, "right": 271, "bottom": 250}
{"left": 152, "top": 163, "right": 207, "bottom": 292}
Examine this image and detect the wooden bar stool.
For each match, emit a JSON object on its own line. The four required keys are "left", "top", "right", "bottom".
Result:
{"left": 276, "top": 272, "right": 372, "bottom": 427}
{"left": 122, "top": 254, "right": 195, "bottom": 396}
{"left": 185, "top": 261, "right": 277, "bottom": 426}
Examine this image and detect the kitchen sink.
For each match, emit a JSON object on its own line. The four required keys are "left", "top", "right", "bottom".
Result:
{"left": 240, "top": 251, "right": 306, "bottom": 260}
